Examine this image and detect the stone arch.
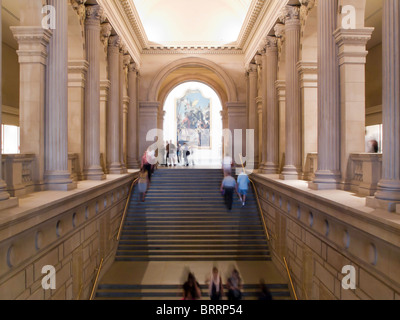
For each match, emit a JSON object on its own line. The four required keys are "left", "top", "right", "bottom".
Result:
{"left": 148, "top": 57, "right": 238, "bottom": 104}
{"left": 158, "top": 75, "right": 228, "bottom": 112}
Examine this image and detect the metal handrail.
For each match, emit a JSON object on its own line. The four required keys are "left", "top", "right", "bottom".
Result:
{"left": 237, "top": 155, "right": 270, "bottom": 241}
{"left": 90, "top": 258, "right": 104, "bottom": 300}
{"left": 283, "top": 257, "right": 298, "bottom": 300}
{"left": 116, "top": 178, "right": 138, "bottom": 241}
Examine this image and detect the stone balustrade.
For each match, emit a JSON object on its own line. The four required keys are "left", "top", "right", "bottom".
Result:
{"left": 1, "top": 154, "right": 35, "bottom": 197}
{"left": 349, "top": 153, "right": 382, "bottom": 196}
{"left": 252, "top": 174, "right": 400, "bottom": 300}
{"left": 0, "top": 172, "right": 137, "bottom": 300}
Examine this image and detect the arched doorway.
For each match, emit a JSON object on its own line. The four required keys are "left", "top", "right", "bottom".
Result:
{"left": 163, "top": 82, "right": 223, "bottom": 168}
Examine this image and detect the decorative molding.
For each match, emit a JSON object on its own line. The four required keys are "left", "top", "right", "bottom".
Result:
{"left": 70, "top": 0, "right": 87, "bottom": 25}
{"left": 100, "top": 23, "right": 112, "bottom": 52}
{"left": 237, "top": 0, "right": 268, "bottom": 49}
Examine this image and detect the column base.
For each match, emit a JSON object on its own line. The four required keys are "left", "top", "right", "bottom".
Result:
{"left": 308, "top": 171, "right": 341, "bottom": 190}
{"left": 260, "top": 163, "right": 279, "bottom": 174}
{"left": 0, "top": 197, "right": 19, "bottom": 210}
{"left": 280, "top": 166, "right": 302, "bottom": 180}
{"left": 366, "top": 196, "right": 400, "bottom": 213}
{"left": 45, "top": 172, "right": 77, "bottom": 191}
{"left": 108, "top": 163, "right": 125, "bottom": 175}
{"left": 127, "top": 160, "right": 141, "bottom": 169}
{"left": 84, "top": 166, "right": 106, "bottom": 181}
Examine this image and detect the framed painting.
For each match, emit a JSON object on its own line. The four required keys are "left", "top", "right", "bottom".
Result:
{"left": 176, "top": 89, "right": 211, "bottom": 149}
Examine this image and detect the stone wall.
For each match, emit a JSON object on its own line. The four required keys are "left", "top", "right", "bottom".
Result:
{"left": 0, "top": 173, "right": 137, "bottom": 300}
{"left": 252, "top": 174, "right": 400, "bottom": 300}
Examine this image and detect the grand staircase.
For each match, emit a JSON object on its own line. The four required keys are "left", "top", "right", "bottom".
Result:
{"left": 96, "top": 168, "right": 291, "bottom": 300}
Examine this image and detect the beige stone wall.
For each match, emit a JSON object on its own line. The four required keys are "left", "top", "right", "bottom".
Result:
{"left": 365, "top": 43, "right": 382, "bottom": 126}
{"left": 2, "top": 43, "right": 20, "bottom": 126}
{"left": 0, "top": 174, "right": 136, "bottom": 300}
{"left": 139, "top": 53, "right": 246, "bottom": 103}
{"left": 253, "top": 174, "right": 400, "bottom": 300}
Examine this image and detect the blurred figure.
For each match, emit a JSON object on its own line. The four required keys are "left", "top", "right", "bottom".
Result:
{"left": 177, "top": 144, "right": 182, "bottom": 165}
{"left": 141, "top": 149, "right": 153, "bottom": 183}
{"left": 223, "top": 155, "right": 233, "bottom": 175}
{"left": 237, "top": 170, "right": 250, "bottom": 207}
{"left": 159, "top": 142, "right": 166, "bottom": 167}
{"left": 166, "top": 141, "right": 170, "bottom": 166}
{"left": 169, "top": 140, "right": 177, "bottom": 167}
{"left": 182, "top": 273, "right": 201, "bottom": 300}
{"left": 206, "top": 267, "right": 223, "bottom": 301}
{"left": 367, "top": 139, "right": 379, "bottom": 153}
{"left": 220, "top": 172, "right": 240, "bottom": 211}
{"left": 258, "top": 279, "right": 273, "bottom": 301}
{"left": 227, "top": 269, "right": 243, "bottom": 301}
{"left": 137, "top": 167, "right": 149, "bottom": 202}
{"left": 183, "top": 143, "right": 189, "bottom": 167}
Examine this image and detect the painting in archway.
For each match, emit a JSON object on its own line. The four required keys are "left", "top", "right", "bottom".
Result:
{"left": 176, "top": 89, "right": 211, "bottom": 148}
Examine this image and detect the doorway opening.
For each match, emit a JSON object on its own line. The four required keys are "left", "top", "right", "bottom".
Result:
{"left": 163, "top": 82, "right": 223, "bottom": 168}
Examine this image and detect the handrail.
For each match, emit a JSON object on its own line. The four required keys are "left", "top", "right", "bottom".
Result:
{"left": 90, "top": 258, "right": 104, "bottom": 300}
{"left": 116, "top": 178, "right": 138, "bottom": 241}
{"left": 283, "top": 257, "right": 298, "bottom": 300}
{"left": 237, "top": 155, "right": 270, "bottom": 241}
{"left": 77, "top": 284, "right": 83, "bottom": 300}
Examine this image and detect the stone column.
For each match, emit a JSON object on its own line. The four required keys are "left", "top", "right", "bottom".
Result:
{"left": 11, "top": 25, "right": 52, "bottom": 190}
{"left": 83, "top": 5, "right": 105, "bottom": 180}
{"left": 247, "top": 64, "right": 259, "bottom": 169}
{"left": 373, "top": 0, "right": 400, "bottom": 212}
{"left": 280, "top": 6, "right": 302, "bottom": 180}
{"left": 255, "top": 54, "right": 263, "bottom": 166}
{"left": 122, "top": 54, "right": 131, "bottom": 168}
{"left": 264, "top": 36, "right": 279, "bottom": 174}
{"left": 107, "top": 35, "right": 124, "bottom": 174}
{"left": 333, "top": 27, "right": 374, "bottom": 189}
{"left": 258, "top": 47, "right": 268, "bottom": 171}
{"left": 309, "top": 0, "right": 341, "bottom": 190}
{"left": 127, "top": 62, "right": 140, "bottom": 168}
{"left": 45, "top": 0, "right": 76, "bottom": 190}
{"left": 119, "top": 45, "right": 127, "bottom": 173}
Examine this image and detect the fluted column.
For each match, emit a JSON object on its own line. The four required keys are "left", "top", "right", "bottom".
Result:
{"left": 127, "top": 62, "right": 140, "bottom": 168}
{"left": 107, "top": 35, "right": 124, "bottom": 174}
{"left": 45, "top": 0, "right": 76, "bottom": 190}
{"left": 258, "top": 47, "right": 268, "bottom": 171}
{"left": 119, "top": 45, "right": 127, "bottom": 173}
{"left": 264, "top": 36, "right": 279, "bottom": 174}
{"left": 280, "top": 6, "right": 302, "bottom": 180}
{"left": 247, "top": 63, "right": 259, "bottom": 169}
{"left": 373, "top": 0, "right": 400, "bottom": 212}
{"left": 122, "top": 54, "right": 131, "bottom": 168}
{"left": 309, "top": 0, "right": 341, "bottom": 189}
{"left": 83, "top": 5, "right": 105, "bottom": 180}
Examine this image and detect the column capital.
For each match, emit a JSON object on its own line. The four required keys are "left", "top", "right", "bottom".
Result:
{"left": 247, "top": 63, "right": 258, "bottom": 75}
{"left": 274, "top": 23, "right": 286, "bottom": 43}
{"left": 280, "top": 5, "right": 301, "bottom": 26}
{"left": 254, "top": 54, "right": 262, "bottom": 67}
{"left": 11, "top": 27, "right": 52, "bottom": 65}
{"left": 123, "top": 54, "right": 132, "bottom": 69}
{"left": 85, "top": 4, "right": 103, "bottom": 24}
{"left": 265, "top": 36, "right": 278, "bottom": 52}
{"left": 334, "top": 27, "right": 375, "bottom": 65}
{"left": 108, "top": 35, "right": 120, "bottom": 48}
{"left": 101, "top": 23, "right": 112, "bottom": 50}
{"left": 70, "top": 0, "right": 87, "bottom": 24}
{"left": 128, "top": 62, "right": 138, "bottom": 73}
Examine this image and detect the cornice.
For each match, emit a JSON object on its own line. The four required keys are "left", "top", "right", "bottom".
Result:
{"left": 237, "top": 0, "right": 267, "bottom": 49}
